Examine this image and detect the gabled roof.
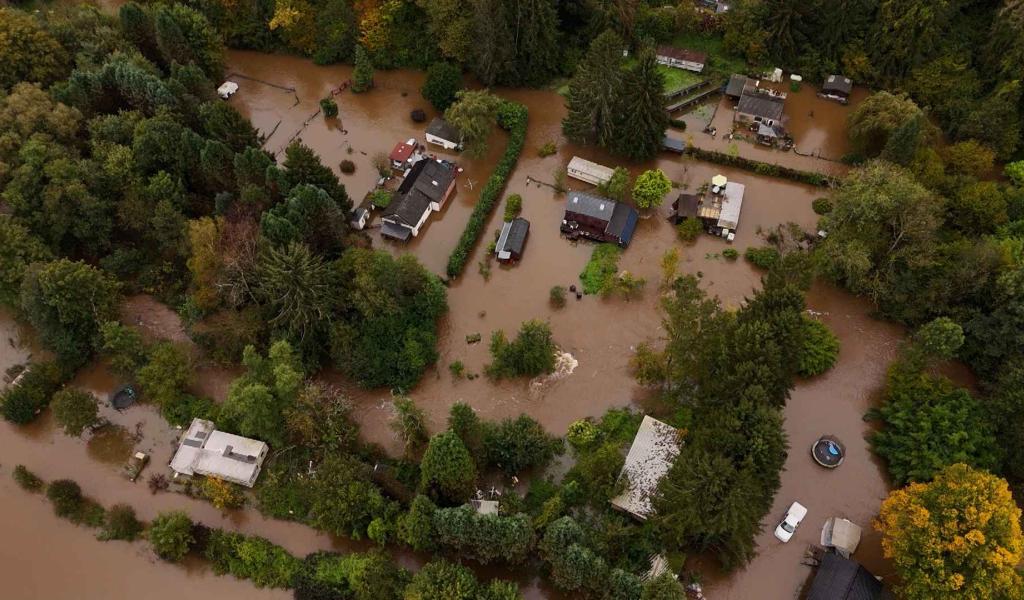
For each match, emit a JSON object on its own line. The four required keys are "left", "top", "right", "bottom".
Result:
{"left": 738, "top": 90, "right": 785, "bottom": 121}
{"left": 565, "top": 191, "right": 616, "bottom": 222}
{"left": 496, "top": 218, "right": 529, "bottom": 259}
{"left": 610, "top": 416, "right": 681, "bottom": 519}
{"left": 656, "top": 46, "right": 708, "bottom": 64}
{"left": 725, "top": 74, "right": 751, "bottom": 98}
{"left": 823, "top": 74, "right": 853, "bottom": 95}
{"left": 385, "top": 159, "right": 456, "bottom": 227}
{"left": 607, "top": 203, "right": 638, "bottom": 245}
{"left": 674, "top": 193, "right": 701, "bottom": 218}
{"left": 426, "top": 117, "right": 461, "bottom": 142}
{"left": 389, "top": 140, "right": 415, "bottom": 162}
{"left": 806, "top": 553, "right": 887, "bottom": 600}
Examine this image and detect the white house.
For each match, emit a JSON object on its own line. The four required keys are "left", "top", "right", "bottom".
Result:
{"left": 169, "top": 418, "right": 269, "bottom": 488}
{"left": 567, "top": 156, "right": 615, "bottom": 186}
{"left": 425, "top": 117, "right": 462, "bottom": 150}
{"left": 655, "top": 47, "right": 708, "bottom": 73}
{"left": 610, "top": 416, "right": 681, "bottom": 520}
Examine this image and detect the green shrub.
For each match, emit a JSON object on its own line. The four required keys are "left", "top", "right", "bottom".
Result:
{"left": 46, "top": 479, "right": 84, "bottom": 518}
{"left": 100, "top": 504, "right": 143, "bottom": 541}
{"left": 12, "top": 464, "right": 43, "bottom": 492}
{"left": 567, "top": 419, "right": 600, "bottom": 451}
{"left": 549, "top": 285, "right": 567, "bottom": 308}
{"left": 205, "top": 530, "right": 301, "bottom": 589}
{"left": 1, "top": 361, "right": 65, "bottom": 424}
{"left": 744, "top": 246, "right": 781, "bottom": 270}
{"left": 675, "top": 218, "right": 703, "bottom": 243}
{"left": 483, "top": 415, "right": 564, "bottom": 474}
{"left": 812, "top": 197, "right": 833, "bottom": 215}
{"left": 722, "top": 248, "right": 739, "bottom": 261}
{"left": 681, "top": 146, "right": 829, "bottom": 186}
{"left": 432, "top": 506, "right": 535, "bottom": 564}
{"left": 797, "top": 317, "right": 840, "bottom": 377}
{"left": 503, "top": 194, "right": 522, "bottom": 221}
{"left": 486, "top": 320, "right": 557, "bottom": 379}
{"left": 422, "top": 62, "right": 463, "bottom": 112}
{"left": 538, "top": 141, "right": 557, "bottom": 157}
{"left": 447, "top": 102, "right": 528, "bottom": 278}
{"left": 51, "top": 388, "right": 98, "bottom": 436}
{"left": 339, "top": 160, "right": 356, "bottom": 174}
{"left": 448, "top": 361, "right": 465, "bottom": 379}
{"left": 579, "top": 245, "right": 622, "bottom": 295}
{"left": 370, "top": 188, "right": 392, "bottom": 208}
{"left": 669, "top": 118, "right": 687, "bottom": 130}
{"left": 148, "top": 511, "right": 195, "bottom": 562}
{"left": 320, "top": 97, "right": 338, "bottom": 118}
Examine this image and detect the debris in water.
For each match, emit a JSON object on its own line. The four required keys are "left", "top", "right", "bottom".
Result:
{"left": 466, "top": 333, "right": 482, "bottom": 344}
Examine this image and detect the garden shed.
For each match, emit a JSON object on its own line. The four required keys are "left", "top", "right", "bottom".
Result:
{"left": 610, "top": 416, "right": 681, "bottom": 520}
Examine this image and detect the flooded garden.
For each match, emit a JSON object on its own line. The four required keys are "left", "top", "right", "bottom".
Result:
{"left": 1, "top": 49, "right": 902, "bottom": 600}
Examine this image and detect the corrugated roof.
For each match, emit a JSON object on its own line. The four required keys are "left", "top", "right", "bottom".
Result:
{"left": 389, "top": 140, "right": 414, "bottom": 162}
{"left": 718, "top": 182, "right": 744, "bottom": 230}
{"left": 567, "top": 156, "right": 616, "bottom": 182}
{"left": 170, "top": 418, "right": 268, "bottom": 487}
{"left": 610, "top": 416, "right": 681, "bottom": 519}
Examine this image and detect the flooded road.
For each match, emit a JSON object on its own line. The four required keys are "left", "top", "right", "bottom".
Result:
{"left": 0, "top": 51, "right": 905, "bottom": 599}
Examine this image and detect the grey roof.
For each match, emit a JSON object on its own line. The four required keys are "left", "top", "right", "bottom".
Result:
{"left": 384, "top": 159, "right": 456, "bottom": 228}
{"left": 425, "top": 117, "right": 461, "bottom": 142}
{"left": 496, "top": 217, "right": 529, "bottom": 258}
{"left": 608, "top": 203, "right": 638, "bottom": 243}
{"left": 383, "top": 189, "right": 431, "bottom": 227}
{"left": 738, "top": 91, "right": 785, "bottom": 121}
{"left": 662, "top": 136, "right": 685, "bottom": 152}
{"left": 822, "top": 74, "right": 853, "bottom": 95}
{"left": 674, "top": 193, "right": 700, "bottom": 218}
{"left": 565, "top": 191, "right": 616, "bottom": 222}
{"left": 807, "top": 554, "right": 887, "bottom": 600}
{"left": 380, "top": 220, "right": 412, "bottom": 241}
{"left": 726, "top": 74, "right": 750, "bottom": 98}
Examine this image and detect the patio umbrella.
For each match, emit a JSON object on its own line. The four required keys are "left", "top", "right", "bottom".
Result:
{"left": 711, "top": 174, "right": 728, "bottom": 187}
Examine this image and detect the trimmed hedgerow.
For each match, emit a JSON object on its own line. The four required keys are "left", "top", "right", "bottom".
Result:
{"left": 682, "top": 146, "right": 831, "bottom": 187}
{"left": 204, "top": 529, "right": 302, "bottom": 589}
{"left": 446, "top": 102, "right": 528, "bottom": 279}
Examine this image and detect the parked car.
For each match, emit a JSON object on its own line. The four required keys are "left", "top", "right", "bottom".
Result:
{"left": 774, "top": 501, "right": 808, "bottom": 542}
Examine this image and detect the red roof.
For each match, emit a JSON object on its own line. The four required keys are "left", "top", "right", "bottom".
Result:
{"left": 389, "top": 141, "right": 414, "bottom": 162}
{"left": 656, "top": 46, "right": 708, "bottom": 65}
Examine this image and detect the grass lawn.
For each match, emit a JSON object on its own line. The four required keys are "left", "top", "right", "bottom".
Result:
{"left": 658, "top": 65, "right": 703, "bottom": 93}
{"left": 668, "top": 32, "right": 753, "bottom": 81}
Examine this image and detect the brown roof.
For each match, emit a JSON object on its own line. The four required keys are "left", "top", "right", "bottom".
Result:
{"left": 656, "top": 46, "right": 708, "bottom": 65}
{"left": 389, "top": 140, "right": 414, "bottom": 162}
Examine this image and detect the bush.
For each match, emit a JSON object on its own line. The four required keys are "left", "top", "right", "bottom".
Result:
{"left": 812, "top": 197, "right": 833, "bottom": 215}
{"left": 549, "top": 285, "right": 567, "bottom": 308}
{"left": 538, "top": 141, "right": 557, "bottom": 157}
{"left": 744, "top": 246, "right": 781, "bottom": 269}
{"left": 567, "top": 419, "right": 600, "bottom": 451}
{"left": 46, "top": 479, "right": 83, "bottom": 518}
{"left": 669, "top": 118, "right": 687, "bottom": 130}
{"left": 486, "top": 320, "right": 557, "bottom": 379}
{"left": 320, "top": 97, "right": 338, "bottom": 118}
{"left": 202, "top": 477, "right": 246, "bottom": 510}
{"left": 432, "top": 506, "right": 535, "bottom": 564}
{"left": 12, "top": 464, "right": 43, "bottom": 492}
{"left": 370, "top": 188, "right": 393, "bottom": 208}
{"left": 446, "top": 102, "right": 527, "bottom": 278}
{"left": 503, "top": 194, "right": 522, "bottom": 221}
{"left": 100, "top": 504, "right": 143, "bottom": 541}
{"left": 448, "top": 360, "right": 465, "bottom": 379}
{"left": 675, "top": 218, "right": 703, "bottom": 243}
{"left": 797, "top": 317, "right": 840, "bottom": 377}
{"left": 205, "top": 530, "right": 301, "bottom": 589}
{"left": 1, "top": 361, "right": 65, "bottom": 424}
{"left": 722, "top": 248, "right": 739, "bottom": 261}
{"left": 148, "top": 511, "right": 195, "bottom": 562}
{"left": 419, "top": 431, "right": 477, "bottom": 504}
{"left": 484, "top": 415, "right": 564, "bottom": 474}
{"left": 580, "top": 245, "right": 622, "bottom": 295}
{"left": 339, "top": 160, "right": 356, "bottom": 174}
{"left": 421, "top": 62, "right": 463, "bottom": 112}
{"left": 51, "top": 388, "right": 98, "bottom": 436}
{"left": 411, "top": 109, "right": 427, "bottom": 123}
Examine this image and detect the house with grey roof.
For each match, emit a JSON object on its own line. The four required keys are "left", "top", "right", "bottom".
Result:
{"left": 380, "top": 158, "right": 457, "bottom": 241}
{"left": 169, "top": 418, "right": 269, "bottom": 487}
{"left": 820, "top": 74, "right": 853, "bottom": 104}
{"left": 610, "top": 416, "right": 681, "bottom": 520}
{"left": 425, "top": 117, "right": 462, "bottom": 150}
{"left": 560, "top": 191, "right": 638, "bottom": 248}
{"left": 495, "top": 217, "right": 529, "bottom": 263}
{"left": 735, "top": 83, "right": 786, "bottom": 128}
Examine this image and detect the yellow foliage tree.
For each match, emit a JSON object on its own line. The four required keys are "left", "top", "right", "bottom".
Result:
{"left": 876, "top": 463, "right": 1024, "bottom": 600}
{"left": 186, "top": 217, "right": 224, "bottom": 313}
{"left": 201, "top": 477, "right": 245, "bottom": 511}
{"left": 268, "top": 0, "right": 317, "bottom": 55}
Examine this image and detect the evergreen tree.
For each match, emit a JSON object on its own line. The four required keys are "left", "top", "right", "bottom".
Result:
{"left": 881, "top": 112, "right": 924, "bottom": 166}
{"left": 562, "top": 30, "right": 624, "bottom": 147}
{"left": 351, "top": 45, "right": 374, "bottom": 93}
{"left": 609, "top": 48, "right": 667, "bottom": 161}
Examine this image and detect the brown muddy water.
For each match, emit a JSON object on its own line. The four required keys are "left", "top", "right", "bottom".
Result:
{"left": 0, "top": 51, "right": 908, "bottom": 599}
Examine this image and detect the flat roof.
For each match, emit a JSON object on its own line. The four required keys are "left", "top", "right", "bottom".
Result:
{"left": 170, "top": 418, "right": 268, "bottom": 487}
{"left": 718, "top": 181, "right": 745, "bottom": 230}
{"left": 567, "top": 156, "right": 615, "bottom": 180}
{"left": 610, "top": 416, "right": 681, "bottom": 519}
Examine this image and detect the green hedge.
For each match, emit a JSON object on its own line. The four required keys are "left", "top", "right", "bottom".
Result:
{"left": 682, "top": 146, "right": 831, "bottom": 187}
{"left": 446, "top": 102, "right": 528, "bottom": 278}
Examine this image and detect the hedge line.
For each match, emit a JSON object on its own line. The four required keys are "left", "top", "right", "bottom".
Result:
{"left": 446, "top": 101, "right": 529, "bottom": 279}
{"left": 682, "top": 146, "right": 832, "bottom": 187}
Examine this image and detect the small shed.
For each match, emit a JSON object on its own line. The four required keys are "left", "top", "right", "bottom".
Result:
{"left": 662, "top": 135, "right": 685, "bottom": 153}
{"left": 217, "top": 81, "right": 238, "bottom": 100}
{"left": 389, "top": 138, "right": 416, "bottom": 169}
{"left": 806, "top": 553, "right": 889, "bottom": 600}
{"left": 425, "top": 117, "right": 462, "bottom": 150}
{"left": 350, "top": 207, "right": 370, "bottom": 230}
{"left": 610, "top": 416, "right": 681, "bottom": 520}
{"left": 495, "top": 217, "right": 530, "bottom": 263}
{"left": 821, "top": 517, "right": 862, "bottom": 558}
{"left": 671, "top": 193, "right": 701, "bottom": 224}
{"left": 820, "top": 74, "right": 853, "bottom": 104}
{"left": 718, "top": 181, "right": 745, "bottom": 231}
{"left": 567, "top": 156, "right": 615, "bottom": 186}
{"left": 655, "top": 46, "right": 708, "bottom": 73}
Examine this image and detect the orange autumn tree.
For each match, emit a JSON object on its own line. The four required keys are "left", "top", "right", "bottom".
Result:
{"left": 876, "top": 463, "right": 1024, "bottom": 600}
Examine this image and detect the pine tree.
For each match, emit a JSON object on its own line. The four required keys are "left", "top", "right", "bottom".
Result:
{"left": 562, "top": 30, "right": 625, "bottom": 146}
{"left": 351, "top": 45, "right": 374, "bottom": 93}
{"left": 881, "top": 113, "right": 923, "bottom": 166}
{"left": 610, "top": 48, "right": 668, "bottom": 161}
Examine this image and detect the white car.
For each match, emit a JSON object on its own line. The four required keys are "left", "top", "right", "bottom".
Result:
{"left": 774, "top": 501, "right": 808, "bottom": 542}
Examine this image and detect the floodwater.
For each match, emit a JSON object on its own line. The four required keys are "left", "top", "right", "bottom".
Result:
{"left": 0, "top": 51, "right": 910, "bottom": 599}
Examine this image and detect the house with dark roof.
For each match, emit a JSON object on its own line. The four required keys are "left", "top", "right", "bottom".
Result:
{"left": 671, "top": 193, "right": 701, "bottom": 224}
{"left": 380, "top": 159, "right": 457, "bottom": 241}
{"left": 806, "top": 553, "right": 891, "bottom": 600}
{"left": 560, "top": 191, "right": 638, "bottom": 248}
{"left": 495, "top": 217, "right": 530, "bottom": 263}
{"left": 735, "top": 83, "right": 786, "bottom": 128}
{"left": 425, "top": 117, "right": 462, "bottom": 150}
{"left": 725, "top": 74, "right": 751, "bottom": 99}
{"left": 655, "top": 46, "right": 707, "bottom": 73}
{"left": 820, "top": 74, "right": 853, "bottom": 105}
